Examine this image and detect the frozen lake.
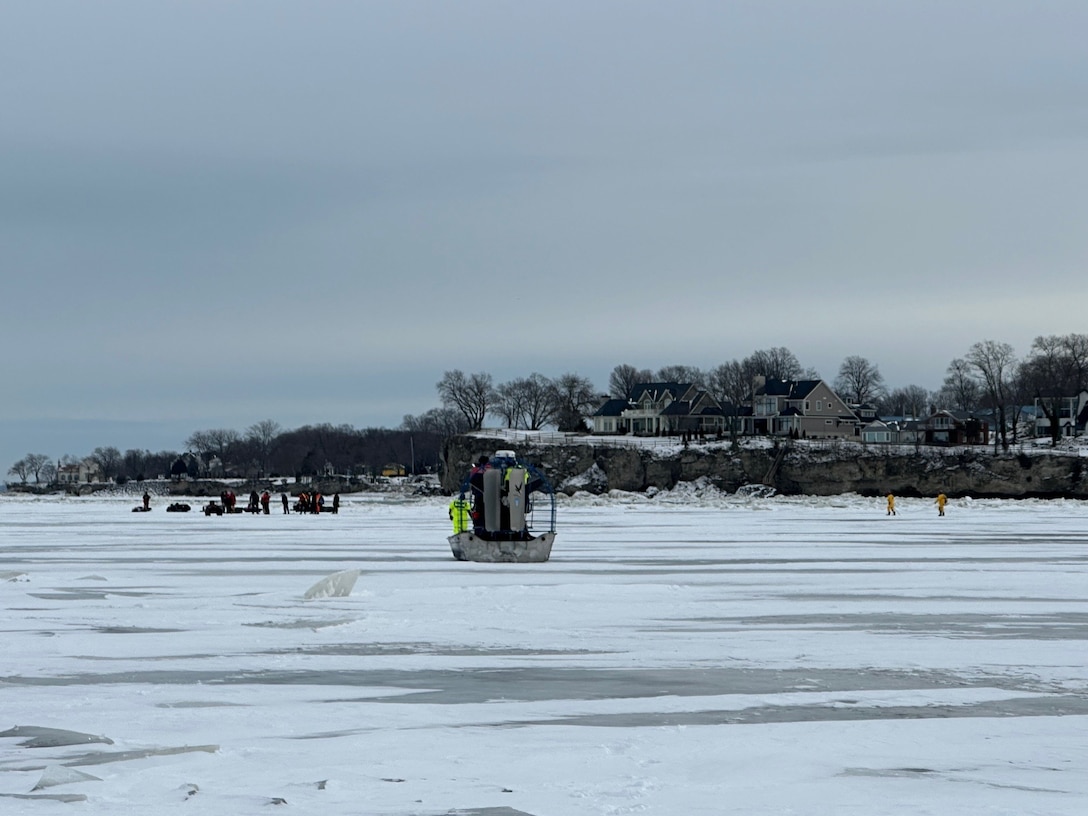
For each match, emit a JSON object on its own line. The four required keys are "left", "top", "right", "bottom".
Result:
{"left": 2, "top": 490, "right": 1087, "bottom": 814}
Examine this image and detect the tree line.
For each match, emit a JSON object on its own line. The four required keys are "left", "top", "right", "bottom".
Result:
{"left": 408, "top": 334, "right": 1088, "bottom": 452}
{"left": 6, "top": 422, "right": 447, "bottom": 485}
{"left": 8, "top": 333, "right": 1088, "bottom": 484}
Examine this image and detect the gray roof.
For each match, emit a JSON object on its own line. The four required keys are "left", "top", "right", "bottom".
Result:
{"left": 628, "top": 382, "right": 692, "bottom": 402}
{"left": 757, "top": 378, "right": 821, "bottom": 399}
{"left": 593, "top": 398, "right": 629, "bottom": 417}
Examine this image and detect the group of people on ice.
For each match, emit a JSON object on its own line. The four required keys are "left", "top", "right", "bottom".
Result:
{"left": 886, "top": 491, "right": 948, "bottom": 516}
{"left": 176, "top": 489, "right": 344, "bottom": 516}
{"left": 293, "top": 490, "right": 339, "bottom": 514}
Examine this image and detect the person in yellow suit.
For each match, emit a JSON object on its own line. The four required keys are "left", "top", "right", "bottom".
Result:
{"left": 886, "top": 492, "right": 897, "bottom": 516}
{"left": 935, "top": 492, "right": 947, "bottom": 516}
{"left": 449, "top": 498, "right": 471, "bottom": 534}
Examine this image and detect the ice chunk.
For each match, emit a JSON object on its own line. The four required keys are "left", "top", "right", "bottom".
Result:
{"left": 303, "top": 569, "right": 360, "bottom": 600}
{"left": 0, "top": 726, "right": 113, "bottom": 748}
{"left": 33, "top": 765, "right": 101, "bottom": 790}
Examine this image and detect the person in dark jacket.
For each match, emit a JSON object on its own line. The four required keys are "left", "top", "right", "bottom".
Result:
{"left": 468, "top": 455, "right": 489, "bottom": 533}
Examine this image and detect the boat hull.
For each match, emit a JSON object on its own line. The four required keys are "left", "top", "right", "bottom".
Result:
{"left": 448, "top": 531, "right": 555, "bottom": 563}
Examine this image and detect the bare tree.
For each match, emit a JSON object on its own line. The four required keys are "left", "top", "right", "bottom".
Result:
{"left": 247, "top": 419, "right": 282, "bottom": 448}
{"left": 1006, "top": 364, "right": 1035, "bottom": 446}
{"left": 90, "top": 446, "right": 123, "bottom": 482}
{"left": 7, "top": 458, "right": 29, "bottom": 484}
{"left": 608, "top": 364, "right": 653, "bottom": 398}
{"left": 246, "top": 419, "right": 282, "bottom": 474}
{"left": 23, "top": 453, "right": 52, "bottom": 483}
{"left": 937, "top": 357, "right": 982, "bottom": 412}
{"left": 550, "top": 373, "right": 598, "bottom": 432}
{"left": 401, "top": 408, "right": 471, "bottom": 437}
{"left": 745, "top": 347, "right": 805, "bottom": 383}
{"left": 494, "top": 378, "right": 529, "bottom": 428}
{"left": 521, "top": 373, "right": 561, "bottom": 430}
{"left": 123, "top": 449, "right": 151, "bottom": 481}
{"left": 834, "top": 355, "right": 887, "bottom": 405}
{"left": 185, "top": 428, "right": 242, "bottom": 468}
{"left": 494, "top": 375, "right": 561, "bottom": 429}
{"left": 707, "top": 360, "right": 753, "bottom": 439}
{"left": 879, "top": 385, "right": 930, "bottom": 418}
{"left": 655, "top": 365, "right": 706, "bottom": 387}
{"left": 1020, "top": 334, "right": 1088, "bottom": 445}
{"left": 965, "top": 340, "right": 1017, "bottom": 451}
{"left": 437, "top": 370, "right": 495, "bottom": 430}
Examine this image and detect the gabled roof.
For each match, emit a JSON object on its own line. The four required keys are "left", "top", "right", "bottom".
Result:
{"left": 757, "top": 378, "right": 822, "bottom": 399}
{"left": 660, "top": 400, "right": 691, "bottom": 416}
{"left": 758, "top": 378, "right": 793, "bottom": 397}
{"left": 661, "top": 390, "right": 725, "bottom": 418}
{"left": 628, "top": 382, "right": 692, "bottom": 402}
{"left": 787, "top": 380, "right": 823, "bottom": 399}
{"left": 593, "top": 398, "right": 629, "bottom": 417}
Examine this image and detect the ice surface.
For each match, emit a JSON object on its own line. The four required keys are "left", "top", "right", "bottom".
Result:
{"left": 1, "top": 489, "right": 1087, "bottom": 814}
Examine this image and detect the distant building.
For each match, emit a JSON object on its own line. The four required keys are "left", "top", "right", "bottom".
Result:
{"left": 860, "top": 419, "right": 894, "bottom": 444}
{"left": 1033, "top": 391, "right": 1088, "bottom": 438}
{"left": 591, "top": 383, "right": 726, "bottom": 436}
{"left": 921, "top": 410, "right": 989, "bottom": 446}
{"left": 55, "top": 459, "right": 102, "bottom": 484}
{"left": 745, "top": 377, "right": 860, "bottom": 439}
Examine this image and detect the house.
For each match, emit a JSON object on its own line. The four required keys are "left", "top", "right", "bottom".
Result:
{"left": 894, "top": 418, "right": 925, "bottom": 445}
{"left": 591, "top": 398, "right": 630, "bottom": 434}
{"left": 659, "top": 390, "right": 727, "bottom": 435}
{"left": 920, "top": 410, "right": 989, "bottom": 446}
{"left": 55, "top": 464, "right": 80, "bottom": 485}
{"left": 861, "top": 419, "right": 894, "bottom": 444}
{"left": 861, "top": 416, "right": 926, "bottom": 445}
{"left": 591, "top": 383, "right": 726, "bottom": 436}
{"left": 1033, "top": 390, "right": 1088, "bottom": 438}
{"left": 745, "top": 377, "right": 861, "bottom": 439}
{"left": 55, "top": 459, "right": 103, "bottom": 484}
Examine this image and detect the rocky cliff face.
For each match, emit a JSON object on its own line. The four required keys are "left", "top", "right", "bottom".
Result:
{"left": 441, "top": 435, "right": 1088, "bottom": 498}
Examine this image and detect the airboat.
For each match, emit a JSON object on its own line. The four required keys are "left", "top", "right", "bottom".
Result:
{"left": 447, "top": 450, "right": 557, "bottom": 563}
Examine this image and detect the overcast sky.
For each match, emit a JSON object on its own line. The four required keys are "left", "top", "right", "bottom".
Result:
{"left": 3, "top": 0, "right": 1088, "bottom": 470}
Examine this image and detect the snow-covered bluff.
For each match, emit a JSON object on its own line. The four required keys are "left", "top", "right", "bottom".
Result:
{"left": 441, "top": 434, "right": 1088, "bottom": 498}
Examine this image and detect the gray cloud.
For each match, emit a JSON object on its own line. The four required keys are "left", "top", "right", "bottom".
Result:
{"left": 3, "top": 0, "right": 1088, "bottom": 469}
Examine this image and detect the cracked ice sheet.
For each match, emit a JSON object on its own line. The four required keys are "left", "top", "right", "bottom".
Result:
{"left": 0, "top": 492, "right": 1087, "bottom": 814}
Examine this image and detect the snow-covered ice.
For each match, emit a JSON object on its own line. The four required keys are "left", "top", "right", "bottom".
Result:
{"left": 1, "top": 489, "right": 1087, "bottom": 814}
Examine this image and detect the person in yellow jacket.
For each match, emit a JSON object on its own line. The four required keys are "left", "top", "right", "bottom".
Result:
{"left": 886, "top": 492, "right": 897, "bottom": 516}
{"left": 448, "top": 498, "right": 471, "bottom": 534}
{"left": 935, "top": 492, "right": 947, "bottom": 516}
